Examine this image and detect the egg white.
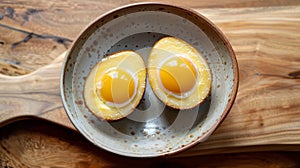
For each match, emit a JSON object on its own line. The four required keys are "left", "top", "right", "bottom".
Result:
{"left": 148, "top": 37, "right": 212, "bottom": 109}
{"left": 156, "top": 54, "right": 199, "bottom": 99}
{"left": 84, "top": 51, "right": 146, "bottom": 120}
{"left": 96, "top": 67, "right": 138, "bottom": 108}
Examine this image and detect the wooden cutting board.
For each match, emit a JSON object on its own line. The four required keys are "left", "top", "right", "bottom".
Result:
{"left": 0, "top": 0, "right": 300, "bottom": 158}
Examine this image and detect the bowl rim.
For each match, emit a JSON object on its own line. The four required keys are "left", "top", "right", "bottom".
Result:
{"left": 60, "top": 2, "right": 239, "bottom": 157}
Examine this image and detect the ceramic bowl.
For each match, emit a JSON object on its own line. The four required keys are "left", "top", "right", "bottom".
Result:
{"left": 60, "top": 2, "right": 238, "bottom": 157}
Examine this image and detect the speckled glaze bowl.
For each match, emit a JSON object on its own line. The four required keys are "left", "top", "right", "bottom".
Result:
{"left": 60, "top": 2, "right": 238, "bottom": 157}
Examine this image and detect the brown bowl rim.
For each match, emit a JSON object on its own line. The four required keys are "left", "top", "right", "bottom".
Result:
{"left": 60, "top": 2, "right": 239, "bottom": 157}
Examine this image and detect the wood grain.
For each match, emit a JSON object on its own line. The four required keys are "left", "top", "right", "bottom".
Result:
{"left": 0, "top": 52, "right": 74, "bottom": 129}
{"left": 1, "top": 120, "right": 300, "bottom": 168}
{"left": 0, "top": 0, "right": 299, "bottom": 73}
{"left": 1, "top": 4, "right": 300, "bottom": 152}
{"left": 0, "top": 0, "right": 300, "bottom": 166}
{"left": 189, "top": 6, "right": 300, "bottom": 152}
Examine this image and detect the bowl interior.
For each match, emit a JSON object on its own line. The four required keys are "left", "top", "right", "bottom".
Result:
{"left": 61, "top": 3, "right": 237, "bottom": 157}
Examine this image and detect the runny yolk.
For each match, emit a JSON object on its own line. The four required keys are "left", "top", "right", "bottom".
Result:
{"left": 159, "top": 56, "right": 197, "bottom": 94}
{"left": 96, "top": 69, "right": 135, "bottom": 104}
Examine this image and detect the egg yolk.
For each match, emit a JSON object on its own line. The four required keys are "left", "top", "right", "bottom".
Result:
{"left": 159, "top": 56, "right": 197, "bottom": 94}
{"left": 96, "top": 69, "right": 135, "bottom": 104}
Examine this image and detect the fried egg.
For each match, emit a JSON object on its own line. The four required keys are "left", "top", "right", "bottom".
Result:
{"left": 148, "top": 37, "right": 212, "bottom": 109}
{"left": 84, "top": 51, "right": 146, "bottom": 120}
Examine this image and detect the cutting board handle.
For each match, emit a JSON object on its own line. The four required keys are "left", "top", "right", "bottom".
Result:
{"left": 0, "top": 51, "right": 75, "bottom": 130}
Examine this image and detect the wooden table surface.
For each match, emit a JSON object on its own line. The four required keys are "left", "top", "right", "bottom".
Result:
{"left": 0, "top": 0, "right": 300, "bottom": 167}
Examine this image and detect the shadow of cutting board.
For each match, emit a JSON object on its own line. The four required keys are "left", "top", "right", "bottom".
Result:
{"left": 0, "top": 5, "right": 300, "bottom": 158}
